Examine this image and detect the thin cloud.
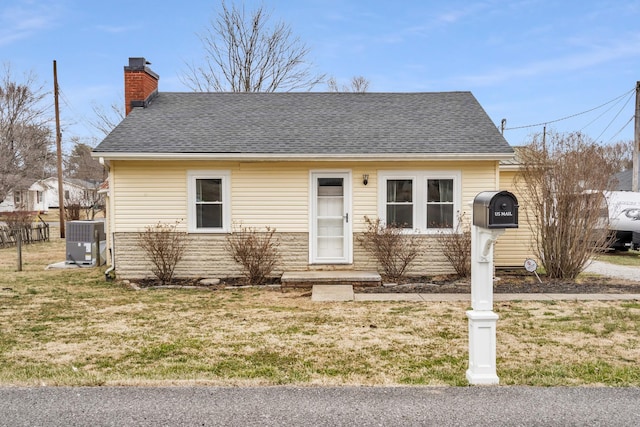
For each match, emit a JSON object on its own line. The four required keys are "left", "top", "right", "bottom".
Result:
{"left": 372, "top": 1, "right": 503, "bottom": 45}
{"left": 95, "top": 24, "right": 135, "bottom": 34}
{"left": 452, "top": 33, "right": 640, "bottom": 87}
{"left": 435, "top": 1, "right": 492, "bottom": 24}
{"left": 0, "top": 2, "right": 60, "bottom": 46}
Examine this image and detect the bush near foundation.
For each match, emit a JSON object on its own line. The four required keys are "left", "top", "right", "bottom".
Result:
{"left": 226, "top": 225, "right": 280, "bottom": 286}
{"left": 436, "top": 212, "right": 471, "bottom": 278}
{"left": 137, "top": 221, "right": 188, "bottom": 285}
{"left": 358, "top": 216, "right": 421, "bottom": 282}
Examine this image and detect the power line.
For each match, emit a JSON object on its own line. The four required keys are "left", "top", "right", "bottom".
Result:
{"left": 605, "top": 115, "right": 634, "bottom": 144}
{"left": 504, "top": 87, "right": 636, "bottom": 131}
{"left": 58, "top": 88, "right": 98, "bottom": 137}
{"left": 594, "top": 91, "right": 635, "bottom": 142}
{"left": 579, "top": 90, "right": 633, "bottom": 133}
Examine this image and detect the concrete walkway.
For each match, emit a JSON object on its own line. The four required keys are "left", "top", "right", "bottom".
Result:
{"left": 311, "top": 284, "right": 640, "bottom": 302}
{"left": 312, "top": 259, "right": 640, "bottom": 302}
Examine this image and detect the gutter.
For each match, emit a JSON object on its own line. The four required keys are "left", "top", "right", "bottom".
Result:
{"left": 91, "top": 152, "right": 516, "bottom": 162}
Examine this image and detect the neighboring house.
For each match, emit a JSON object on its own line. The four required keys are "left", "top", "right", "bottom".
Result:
{"left": 92, "top": 57, "right": 516, "bottom": 279}
{"left": 45, "top": 177, "right": 102, "bottom": 210}
{"left": 612, "top": 169, "right": 640, "bottom": 191}
{"left": 0, "top": 190, "right": 28, "bottom": 213}
{"left": 0, "top": 177, "right": 101, "bottom": 213}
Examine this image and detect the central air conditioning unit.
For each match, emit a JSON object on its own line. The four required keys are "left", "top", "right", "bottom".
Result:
{"left": 66, "top": 220, "right": 107, "bottom": 266}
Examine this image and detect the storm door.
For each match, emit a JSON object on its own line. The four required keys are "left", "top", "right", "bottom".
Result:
{"left": 310, "top": 172, "right": 352, "bottom": 264}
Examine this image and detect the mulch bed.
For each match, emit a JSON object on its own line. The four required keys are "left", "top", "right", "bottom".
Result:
{"left": 358, "top": 273, "right": 640, "bottom": 294}
{"left": 129, "top": 273, "right": 640, "bottom": 294}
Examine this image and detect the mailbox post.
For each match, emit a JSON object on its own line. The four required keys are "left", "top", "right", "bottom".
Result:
{"left": 467, "top": 191, "right": 518, "bottom": 385}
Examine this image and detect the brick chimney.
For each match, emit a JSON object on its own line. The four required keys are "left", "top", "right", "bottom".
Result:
{"left": 124, "top": 57, "right": 159, "bottom": 116}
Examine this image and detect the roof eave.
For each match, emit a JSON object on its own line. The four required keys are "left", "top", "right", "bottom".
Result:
{"left": 499, "top": 164, "right": 522, "bottom": 171}
{"left": 92, "top": 152, "right": 515, "bottom": 162}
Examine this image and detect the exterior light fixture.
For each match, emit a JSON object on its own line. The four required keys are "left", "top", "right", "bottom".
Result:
{"left": 363, "top": 174, "right": 369, "bottom": 186}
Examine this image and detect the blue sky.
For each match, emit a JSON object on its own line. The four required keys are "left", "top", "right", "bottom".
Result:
{"left": 2, "top": 0, "right": 639, "bottom": 151}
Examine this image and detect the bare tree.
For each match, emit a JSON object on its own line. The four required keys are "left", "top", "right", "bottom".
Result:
{"left": 602, "top": 140, "right": 633, "bottom": 173}
{"left": 327, "top": 76, "right": 370, "bottom": 93}
{"left": 66, "top": 139, "right": 105, "bottom": 183}
{"left": 182, "top": 1, "right": 325, "bottom": 92}
{"left": 64, "top": 182, "right": 103, "bottom": 220}
{"left": 90, "top": 99, "right": 124, "bottom": 136}
{"left": 0, "top": 64, "right": 52, "bottom": 204}
{"left": 516, "top": 131, "right": 616, "bottom": 280}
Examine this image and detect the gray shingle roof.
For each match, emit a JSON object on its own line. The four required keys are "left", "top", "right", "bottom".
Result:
{"left": 612, "top": 169, "right": 640, "bottom": 191}
{"left": 93, "top": 92, "right": 512, "bottom": 157}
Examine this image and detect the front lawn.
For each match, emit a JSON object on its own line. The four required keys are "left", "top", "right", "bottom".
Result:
{"left": 1, "top": 239, "right": 639, "bottom": 386}
{"left": 599, "top": 250, "right": 640, "bottom": 267}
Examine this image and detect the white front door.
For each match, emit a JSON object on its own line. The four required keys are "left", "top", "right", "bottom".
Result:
{"left": 310, "top": 172, "right": 352, "bottom": 264}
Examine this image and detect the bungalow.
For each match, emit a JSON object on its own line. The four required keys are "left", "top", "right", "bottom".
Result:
{"left": 93, "top": 57, "right": 520, "bottom": 280}
{"left": 0, "top": 177, "right": 100, "bottom": 214}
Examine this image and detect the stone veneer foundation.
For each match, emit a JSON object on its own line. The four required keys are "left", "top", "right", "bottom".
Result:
{"left": 113, "top": 232, "right": 455, "bottom": 280}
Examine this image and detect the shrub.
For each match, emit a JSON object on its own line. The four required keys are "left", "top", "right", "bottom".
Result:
{"left": 436, "top": 212, "right": 471, "bottom": 278}
{"left": 65, "top": 203, "right": 82, "bottom": 221}
{"left": 137, "top": 221, "right": 188, "bottom": 285}
{"left": 3, "top": 211, "right": 34, "bottom": 231}
{"left": 358, "top": 216, "right": 421, "bottom": 282}
{"left": 517, "top": 131, "right": 617, "bottom": 279}
{"left": 225, "top": 225, "right": 280, "bottom": 286}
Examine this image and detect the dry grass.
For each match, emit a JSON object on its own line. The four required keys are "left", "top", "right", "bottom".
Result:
{"left": 598, "top": 250, "right": 640, "bottom": 267}
{"left": 1, "top": 239, "right": 639, "bottom": 387}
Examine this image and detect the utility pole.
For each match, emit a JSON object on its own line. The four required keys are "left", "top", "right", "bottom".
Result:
{"left": 53, "top": 60, "right": 65, "bottom": 238}
{"left": 633, "top": 81, "right": 640, "bottom": 192}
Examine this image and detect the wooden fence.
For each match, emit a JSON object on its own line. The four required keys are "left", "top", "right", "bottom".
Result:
{"left": 0, "top": 223, "right": 50, "bottom": 248}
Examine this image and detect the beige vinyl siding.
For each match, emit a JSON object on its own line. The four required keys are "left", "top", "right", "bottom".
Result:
{"left": 351, "top": 167, "right": 377, "bottom": 231}
{"left": 233, "top": 163, "right": 310, "bottom": 231}
{"left": 113, "top": 161, "right": 191, "bottom": 232}
{"left": 461, "top": 161, "right": 500, "bottom": 210}
{"left": 112, "top": 160, "right": 500, "bottom": 233}
{"left": 110, "top": 160, "right": 498, "bottom": 277}
{"left": 495, "top": 169, "right": 537, "bottom": 267}
{"left": 109, "top": 159, "right": 506, "bottom": 277}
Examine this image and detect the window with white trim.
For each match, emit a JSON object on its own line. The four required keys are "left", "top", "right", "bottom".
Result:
{"left": 379, "top": 171, "right": 461, "bottom": 233}
{"left": 386, "top": 178, "right": 414, "bottom": 228}
{"left": 187, "top": 171, "right": 231, "bottom": 232}
{"left": 426, "top": 179, "right": 454, "bottom": 228}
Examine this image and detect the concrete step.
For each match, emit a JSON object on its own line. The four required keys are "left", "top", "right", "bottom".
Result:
{"left": 281, "top": 270, "right": 381, "bottom": 288}
{"left": 311, "top": 285, "right": 354, "bottom": 302}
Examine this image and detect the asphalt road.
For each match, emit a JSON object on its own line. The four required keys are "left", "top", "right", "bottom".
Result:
{"left": 1, "top": 386, "right": 639, "bottom": 426}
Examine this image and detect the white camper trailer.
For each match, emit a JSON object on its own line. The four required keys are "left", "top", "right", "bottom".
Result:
{"left": 605, "top": 191, "right": 640, "bottom": 250}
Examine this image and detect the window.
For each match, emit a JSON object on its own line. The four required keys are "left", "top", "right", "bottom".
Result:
{"left": 379, "top": 171, "right": 460, "bottom": 233}
{"left": 426, "top": 179, "right": 454, "bottom": 228}
{"left": 386, "top": 179, "right": 414, "bottom": 228}
{"left": 188, "top": 171, "right": 230, "bottom": 232}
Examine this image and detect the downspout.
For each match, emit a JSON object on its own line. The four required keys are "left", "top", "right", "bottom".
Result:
{"left": 98, "top": 156, "right": 115, "bottom": 281}
{"left": 105, "top": 232, "right": 115, "bottom": 281}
